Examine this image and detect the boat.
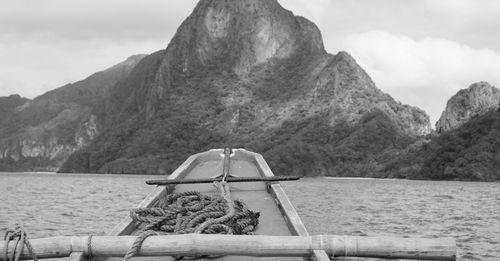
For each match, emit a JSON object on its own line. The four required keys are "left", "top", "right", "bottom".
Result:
{"left": 1, "top": 148, "right": 456, "bottom": 261}
{"left": 105, "top": 148, "right": 330, "bottom": 261}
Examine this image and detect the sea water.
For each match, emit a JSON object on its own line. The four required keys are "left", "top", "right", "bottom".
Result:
{"left": 0, "top": 172, "right": 499, "bottom": 260}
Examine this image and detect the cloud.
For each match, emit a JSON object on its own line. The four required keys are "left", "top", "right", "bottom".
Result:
{"left": 0, "top": 0, "right": 198, "bottom": 99}
{"left": 424, "top": 0, "right": 500, "bottom": 25}
{"left": 279, "top": 0, "right": 332, "bottom": 21}
{"left": 290, "top": 0, "right": 500, "bottom": 56}
{"left": 0, "top": 38, "right": 166, "bottom": 99}
{"left": 0, "top": 0, "right": 197, "bottom": 41}
{"left": 341, "top": 31, "right": 500, "bottom": 125}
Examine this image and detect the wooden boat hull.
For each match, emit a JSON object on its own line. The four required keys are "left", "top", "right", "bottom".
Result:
{"left": 101, "top": 149, "right": 330, "bottom": 261}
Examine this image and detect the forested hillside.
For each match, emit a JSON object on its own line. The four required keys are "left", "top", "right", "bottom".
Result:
{"left": 60, "top": 0, "right": 430, "bottom": 175}
{"left": 385, "top": 109, "right": 500, "bottom": 181}
{"left": 0, "top": 55, "right": 145, "bottom": 171}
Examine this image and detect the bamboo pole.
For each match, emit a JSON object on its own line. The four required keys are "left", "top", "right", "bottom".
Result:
{"left": 145, "top": 176, "right": 301, "bottom": 185}
{"left": 0, "top": 234, "right": 456, "bottom": 260}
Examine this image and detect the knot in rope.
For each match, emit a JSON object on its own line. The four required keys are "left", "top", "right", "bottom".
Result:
{"left": 124, "top": 182, "right": 260, "bottom": 261}
{"left": 2, "top": 225, "right": 37, "bottom": 261}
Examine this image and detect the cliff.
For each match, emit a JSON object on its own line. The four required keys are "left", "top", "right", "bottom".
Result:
{"left": 436, "top": 81, "right": 500, "bottom": 132}
{"left": 60, "top": 0, "right": 430, "bottom": 176}
{"left": 0, "top": 55, "right": 145, "bottom": 171}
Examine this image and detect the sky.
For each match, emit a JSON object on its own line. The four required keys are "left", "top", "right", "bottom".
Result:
{"left": 1, "top": 0, "right": 500, "bottom": 126}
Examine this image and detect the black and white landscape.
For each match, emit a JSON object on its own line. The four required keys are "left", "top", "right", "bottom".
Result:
{"left": 0, "top": 0, "right": 499, "bottom": 181}
{"left": 1, "top": 1, "right": 500, "bottom": 261}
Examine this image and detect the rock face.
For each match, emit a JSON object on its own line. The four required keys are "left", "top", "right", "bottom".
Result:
{"left": 0, "top": 55, "right": 145, "bottom": 171}
{"left": 436, "top": 82, "right": 500, "bottom": 132}
{"left": 172, "top": 0, "right": 325, "bottom": 74}
{"left": 61, "top": 0, "right": 430, "bottom": 176}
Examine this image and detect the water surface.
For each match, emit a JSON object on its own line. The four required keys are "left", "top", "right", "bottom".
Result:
{"left": 1, "top": 173, "right": 499, "bottom": 260}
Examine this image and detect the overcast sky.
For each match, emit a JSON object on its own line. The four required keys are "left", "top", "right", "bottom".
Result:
{"left": 1, "top": 0, "right": 500, "bottom": 126}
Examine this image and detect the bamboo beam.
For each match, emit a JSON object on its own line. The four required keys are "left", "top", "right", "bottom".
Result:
{"left": 0, "top": 234, "right": 456, "bottom": 260}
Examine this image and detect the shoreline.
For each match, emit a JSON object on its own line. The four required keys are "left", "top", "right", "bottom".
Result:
{"left": 323, "top": 177, "right": 400, "bottom": 181}
{"left": 1, "top": 171, "right": 497, "bottom": 183}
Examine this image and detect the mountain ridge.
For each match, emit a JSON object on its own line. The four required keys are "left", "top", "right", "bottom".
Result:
{"left": 0, "top": 55, "right": 145, "bottom": 171}
{"left": 60, "top": 0, "right": 431, "bottom": 175}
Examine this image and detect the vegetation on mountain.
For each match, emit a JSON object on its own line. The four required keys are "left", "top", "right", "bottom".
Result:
{"left": 385, "top": 109, "right": 500, "bottom": 181}
{"left": 60, "top": 0, "right": 430, "bottom": 176}
{"left": 0, "top": 95, "right": 31, "bottom": 137}
{"left": 421, "top": 109, "right": 500, "bottom": 181}
{"left": 256, "top": 110, "right": 416, "bottom": 177}
{"left": 0, "top": 55, "right": 145, "bottom": 171}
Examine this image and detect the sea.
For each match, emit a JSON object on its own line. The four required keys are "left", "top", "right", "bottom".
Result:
{"left": 0, "top": 172, "right": 499, "bottom": 260}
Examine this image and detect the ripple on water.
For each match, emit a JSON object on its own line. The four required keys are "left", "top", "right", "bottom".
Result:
{"left": 0, "top": 172, "right": 159, "bottom": 238}
{"left": 281, "top": 178, "right": 500, "bottom": 261}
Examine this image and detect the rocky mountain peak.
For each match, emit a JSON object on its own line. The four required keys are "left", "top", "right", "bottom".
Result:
{"left": 164, "top": 0, "right": 325, "bottom": 74}
{"left": 436, "top": 81, "right": 500, "bottom": 132}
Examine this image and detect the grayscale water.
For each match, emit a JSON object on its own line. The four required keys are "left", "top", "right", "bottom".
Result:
{"left": 1, "top": 172, "right": 499, "bottom": 260}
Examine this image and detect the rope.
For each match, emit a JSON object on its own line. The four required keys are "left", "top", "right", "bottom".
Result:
{"left": 123, "top": 230, "right": 160, "bottom": 261}
{"left": 87, "top": 235, "right": 93, "bottom": 260}
{"left": 124, "top": 182, "right": 260, "bottom": 260}
{"left": 2, "top": 225, "right": 37, "bottom": 261}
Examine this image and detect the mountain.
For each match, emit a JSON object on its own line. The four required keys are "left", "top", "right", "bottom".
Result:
{"left": 384, "top": 82, "right": 500, "bottom": 181}
{"left": 386, "top": 108, "right": 500, "bottom": 181}
{"left": 436, "top": 81, "right": 500, "bottom": 132}
{"left": 60, "top": 0, "right": 430, "bottom": 176}
{"left": 0, "top": 55, "right": 145, "bottom": 171}
{"left": 421, "top": 108, "right": 500, "bottom": 181}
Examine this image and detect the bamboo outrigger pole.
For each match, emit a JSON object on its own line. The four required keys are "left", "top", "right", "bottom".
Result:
{"left": 0, "top": 234, "right": 456, "bottom": 260}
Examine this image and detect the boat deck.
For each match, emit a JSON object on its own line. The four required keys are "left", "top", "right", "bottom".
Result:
{"left": 173, "top": 159, "right": 295, "bottom": 238}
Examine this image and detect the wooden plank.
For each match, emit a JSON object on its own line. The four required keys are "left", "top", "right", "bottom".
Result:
{"left": 250, "top": 151, "right": 275, "bottom": 178}
{"left": 248, "top": 150, "right": 330, "bottom": 261}
{"left": 270, "top": 184, "right": 331, "bottom": 261}
{"left": 269, "top": 184, "right": 309, "bottom": 236}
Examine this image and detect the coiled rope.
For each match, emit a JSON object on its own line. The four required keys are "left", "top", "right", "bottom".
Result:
{"left": 124, "top": 181, "right": 260, "bottom": 260}
{"left": 2, "top": 225, "right": 37, "bottom": 261}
